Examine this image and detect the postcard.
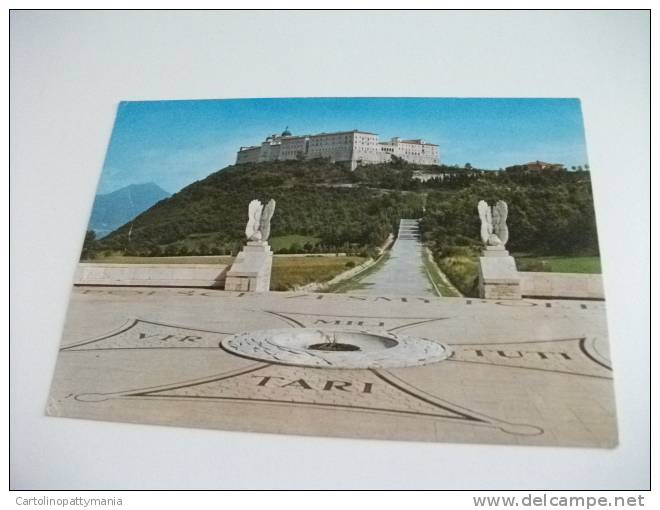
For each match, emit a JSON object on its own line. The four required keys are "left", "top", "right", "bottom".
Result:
{"left": 46, "top": 98, "right": 616, "bottom": 447}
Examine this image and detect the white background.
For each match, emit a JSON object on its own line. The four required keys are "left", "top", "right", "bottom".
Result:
{"left": 9, "top": 10, "right": 650, "bottom": 489}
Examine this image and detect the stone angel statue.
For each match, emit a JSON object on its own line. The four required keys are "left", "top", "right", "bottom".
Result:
{"left": 245, "top": 199, "right": 276, "bottom": 242}
{"left": 477, "top": 200, "right": 509, "bottom": 247}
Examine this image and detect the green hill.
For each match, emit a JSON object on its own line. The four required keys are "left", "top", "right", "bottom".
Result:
{"left": 98, "top": 159, "right": 425, "bottom": 257}
{"left": 95, "top": 159, "right": 599, "bottom": 272}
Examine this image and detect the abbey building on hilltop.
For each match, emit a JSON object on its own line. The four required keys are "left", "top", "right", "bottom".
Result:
{"left": 236, "top": 128, "right": 440, "bottom": 170}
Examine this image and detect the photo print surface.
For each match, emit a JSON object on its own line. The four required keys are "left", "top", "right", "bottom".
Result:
{"left": 47, "top": 98, "right": 616, "bottom": 447}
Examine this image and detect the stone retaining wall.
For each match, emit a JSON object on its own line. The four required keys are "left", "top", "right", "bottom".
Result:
{"left": 74, "top": 263, "right": 228, "bottom": 288}
{"left": 519, "top": 271, "right": 604, "bottom": 300}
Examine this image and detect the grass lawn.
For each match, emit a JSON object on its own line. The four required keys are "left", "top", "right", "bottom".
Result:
{"left": 516, "top": 255, "right": 601, "bottom": 274}
{"left": 324, "top": 253, "right": 390, "bottom": 293}
{"left": 421, "top": 249, "right": 462, "bottom": 297}
{"left": 437, "top": 255, "right": 480, "bottom": 297}
{"left": 269, "top": 235, "right": 320, "bottom": 252}
{"left": 271, "top": 256, "right": 366, "bottom": 291}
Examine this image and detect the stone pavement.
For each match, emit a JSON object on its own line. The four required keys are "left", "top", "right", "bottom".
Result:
{"left": 47, "top": 286, "right": 617, "bottom": 447}
{"left": 351, "top": 219, "right": 436, "bottom": 297}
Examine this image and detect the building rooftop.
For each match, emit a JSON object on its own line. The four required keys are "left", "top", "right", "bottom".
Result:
{"left": 239, "top": 130, "right": 436, "bottom": 151}
{"left": 400, "top": 139, "right": 438, "bottom": 146}
{"left": 312, "top": 129, "right": 377, "bottom": 136}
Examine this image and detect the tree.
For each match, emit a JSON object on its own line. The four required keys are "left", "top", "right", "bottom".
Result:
{"left": 81, "top": 230, "right": 98, "bottom": 260}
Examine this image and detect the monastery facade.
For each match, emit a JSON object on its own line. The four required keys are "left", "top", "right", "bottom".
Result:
{"left": 236, "top": 129, "right": 440, "bottom": 170}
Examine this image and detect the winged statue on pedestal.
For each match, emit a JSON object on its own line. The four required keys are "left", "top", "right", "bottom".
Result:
{"left": 477, "top": 200, "right": 509, "bottom": 247}
{"left": 245, "top": 199, "right": 276, "bottom": 242}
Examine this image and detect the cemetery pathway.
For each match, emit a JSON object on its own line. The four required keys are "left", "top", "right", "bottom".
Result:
{"left": 348, "top": 219, "right": 437, "bottom": 297}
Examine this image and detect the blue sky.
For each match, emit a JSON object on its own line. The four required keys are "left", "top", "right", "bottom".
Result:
{"left": 98, "top": 97, "right": 589, "bottom": 194}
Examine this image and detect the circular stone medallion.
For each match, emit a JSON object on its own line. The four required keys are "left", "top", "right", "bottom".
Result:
{"left": 221, "top": 328, "right": 451, "bottom": 369}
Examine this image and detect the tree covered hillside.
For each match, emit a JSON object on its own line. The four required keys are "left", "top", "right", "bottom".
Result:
{"left": 98, "top": 159, "right": 424, "bottom": 257}
{"left": 419, "top": 170, "right": 599, "bottom": 296}
{"left": 421, "top": 171, "right": 599, "bottom": 256}
{"left": 94, "top": 158, "right": 599, "bottom": 275}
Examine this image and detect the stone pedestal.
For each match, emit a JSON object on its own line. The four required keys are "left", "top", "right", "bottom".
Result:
{"left": 478, "top": 246, "right": 521, "bottom": 300}
{"left": 225, "top": 241, "right": 273, "bottom": 292}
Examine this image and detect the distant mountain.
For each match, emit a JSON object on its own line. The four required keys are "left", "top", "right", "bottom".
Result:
{"left": 89, "top": 182, "right": 171, "bottom": 238}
